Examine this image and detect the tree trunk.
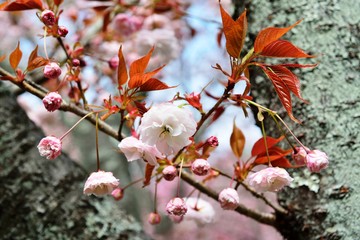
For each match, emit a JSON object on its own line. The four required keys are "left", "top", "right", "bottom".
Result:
{"left": 0, "top": 83, "right": 150, "bottom": 240}
{"left": 246, "top": 0, "right": 360, "bottom": 239}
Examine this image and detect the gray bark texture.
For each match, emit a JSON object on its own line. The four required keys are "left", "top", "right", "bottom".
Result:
{"left": 245, "top": 0, "right": 360, "bottom": 239}
{"left": 0, "top": 83, "right": 150, "bottom": 240}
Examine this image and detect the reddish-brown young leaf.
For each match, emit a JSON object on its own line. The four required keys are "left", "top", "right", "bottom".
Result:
{"left": 9, "top": 42, "right": 22, "bottom": 70}
{"left": 254, "top": 146, "right": 293, "bottom": 164}
{"left": 128, "top": 64, "right": 165, "bottom": 89}
{"left": 260, "top": 66, "right": 300, "bottom": 123}
{"left": 27, "top": 56, "right": 48, "bottom": 71}
{"left": 28, "top": 45, "right": 38, "bottom": 64}
{"left": 0, "top": 0, "right": 43, "bottom": 11}
{"left": 117, "top": 46, "right": 128, "bottom": 87}
{"left": 143, "top": 163, "right": 155, "bottom": 187}
{"left": 251, "top": 136, "right": 284, "bottom": 157}
{"left": 0, "top": 55, "right": 6, "bottom": 62}
{"left": 129, "top": 47, "right": 154, "bottom": 78}
{"left": 260, "top": 39, "right": 315, "bottom": 58}
{"left": 26, "top": 45, "right": 48, "bottom": 71}
{"left": 280, "top": 63, "right": 318, "bottom": 69}
{"left": 139, "top": 78, "right": 172, "bottom": 92}
{"left": 54, "top": 0, "right": 63, "bottom": 6}
{"left": 220, "top": 5, "right": 247, "bottom": 58}
{"left": 230, "top": 121, "right": 246, "bottom": 158}
{"left": 254, "top": 20, "right": 302, "bottom": 53}
{"left": 211, "top": 106, "right": 225, "bottom": 123}
{"left": 271, "top": 157, "right": 294, "bottom": 168}
{"left": 268, "top": 65, "right": 308, "bottom": 102}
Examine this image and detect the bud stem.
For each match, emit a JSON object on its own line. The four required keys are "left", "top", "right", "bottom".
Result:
{"left": 60, "top": 111, "right": 94, "bottom": 140}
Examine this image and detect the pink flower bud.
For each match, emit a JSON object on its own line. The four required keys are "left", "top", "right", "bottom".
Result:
{"left": 218, "top": 188, "right": 239, "bottom": 210}
{"left": 111, "top": 188, "right": 124, "bottom": 201}
{"left": 42, "top": 92, "right": 62, "bottom": 112}
{"left": 206, "top": 136, "right": 219, "bottom": 147}
{"left": 166, "top": 197, "right": 187, "bottom": 216}
{"left": 292, "top": 146, "right": 310, "bottom": 165}
{"left": 41, "top": 10, "right": 56, "bottom": 26}
{"left": 58, "top": 26, "right": 68, "bottom": 37}
{"left": 148, "top": 212, "right": 161, "bottom": 225}
{"left": 162, "top": 165, "right": 177, "bottom": 181}
{"left": 37, "top": 136, "right": 62, "bottom": 160}
{"left": 191, "top": 159, "right": 211, "bottom": 176}
{"left": 306, "top": 150, "right": 329, "bottom": 172}
{"left": 108, "top": 56, "right": 119, "bottom": 69}
{"left": 83, "top": 171, "right": 119, "bottom": 196}
{"left": 247, "top": 167, "right": 293, "bottom": 192}
{"left": 72, "top": 59, "right": 80, "bottom": 67}
{"left": 44, "top": 62, "right": 62, "bottom": 79}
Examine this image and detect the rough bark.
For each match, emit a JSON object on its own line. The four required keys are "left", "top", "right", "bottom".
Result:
{"left": 246, "top": 0, "right": 360, "bottom": 239}
{"left": 0, "top": 83, "right": 150, "bottom": 240}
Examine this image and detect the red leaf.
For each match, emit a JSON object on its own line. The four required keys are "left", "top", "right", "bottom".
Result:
{"left": 260, "top": 40, "right": 315, "bottom": 58}
{"left": 129, "top": 64, "right": 165, "bottom": 89}
{"left": 254, "top": 20, "right": 302, "bottom": 53}
{"left": 251, "top": 136, "right": 284, "bottom": 156}
{"left": 117, "top": 46, "right": 128, "bottom": 87}
{"left": 54, "top": 0, "right": 63, "bottom": 6}
{"left": 0, "top": 55, "right": 6, "bottom": 62}
{"left": 280, "top": 63, "right": 318, "bottom": 69}
{"left": 271, "top": 157, "right": 294, "bottom": 168}
{"left": 143, "top": 163, "right": 155, "bottom": 187}
{"left": 230, "top": 121, "right": 246, "bottom": 158}
{"left": 0, "top": 0, "right": 43, "bottom": 11}
{"left": 220, "top": 5, "right": 247, "bottom": 58}
{"left": 268, "top": 65, "right": 307, "bottom": 102}
{"left": 139, "top": 78, "right": 172, "bottom": 92}
{"left": 9, "top": 42, "right": 22, "bottom": 70}
{"left": 260, "top": 65, "right": 300, "bottom": 123}
{"left": 27, "top": 45, "right": 48, "bottom": 71}
{"left": 129, "top": 47, "right": 154, "bottom": 78}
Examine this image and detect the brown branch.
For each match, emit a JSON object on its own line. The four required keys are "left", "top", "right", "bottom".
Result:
{"left": 180, "top": 171, "right": 276, "bottom": 226}
{"left": 211, "top": 166, "right": 288, "bottom": 215}
{"left": 0, "top": 66, "right": 120, "bottom": 140}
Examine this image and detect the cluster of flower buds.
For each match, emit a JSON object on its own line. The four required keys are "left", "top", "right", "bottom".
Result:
{"left": 292, "top": 147, "right": 329, "bottom": 172}
{"left": 40, "top": 9, "right": 68, "bottom": 37}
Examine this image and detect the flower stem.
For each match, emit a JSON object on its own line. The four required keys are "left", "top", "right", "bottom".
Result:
{"left": 95, "top": 113, "right": 100, "bottom": 171}
{"left": 60, "top": 111, "right": 94, "bottom": 140}
{"left": 177, "top": 157, "right": 184, "bottom": 197}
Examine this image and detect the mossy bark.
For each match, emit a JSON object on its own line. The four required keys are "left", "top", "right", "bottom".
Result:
{"left": 244, "top": 0, "right": 360, "bottom": 239}
{"left": 0, "top": 84, "right": 150, "bottom": 240}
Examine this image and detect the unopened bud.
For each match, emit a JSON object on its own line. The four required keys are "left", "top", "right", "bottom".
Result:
{"left": 72, "top": 59, "right": 80, "bottom": 67}
{"left": 58, "top": 26, "right": 68, "bottom": 37}
{"left": 206, "top": 136, "right": 219, "bottom": 147}
{"left": 148, "top": 212, "right": 161, "bottom": 225}
{"left": 162, "top": 165, "right": 177, "bottom": 181}
{"left": 191, "top": 159, "right": 211, "bottom": 176}
{"left": 111, "top": 188, "right": 124, "bottom": 201}
{"left": 306, "top": 150, "right": 329, "bottom": 172}
{"left": 108, "top": 56, "right": 119, "bottom": 69}
{"left": 41, "top": 10, "right": 56, "bottom": 26}
{"left": 292, "top": 146, "right": 309, "bottom": 165}
{"left": 218, "top": 188, "right": 239, "bottom": 210}
{"left": 42, "top": 92, "right": 62, "bottom": 112}
{"left": 44, "top": 62, "right": 62, "bottom": 79}
{"left": 166, "top": 197, "right": 187, "bottom": 217}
